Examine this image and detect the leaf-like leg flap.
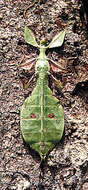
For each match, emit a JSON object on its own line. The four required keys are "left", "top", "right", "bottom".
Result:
{"left": 19, "top": 59, "right": 36, "bottom": 70}
{"left": 51, "top": 74, "right": 63, "bottom": 89}
{"left": 47, "top": 30, "right": 65, "bottom": 48}
{"left": 51, "top": 64, "right": 62, "bottom": 73}
{"left": 49, "top": 59, "right": 66, "bottom": 72}
{"left": 24, "top": 26, "right": 39, "bottom": 47}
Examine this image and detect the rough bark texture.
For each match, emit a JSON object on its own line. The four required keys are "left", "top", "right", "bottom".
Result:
{"left": 0, "top": 0, "right": 88, "bottom": 189}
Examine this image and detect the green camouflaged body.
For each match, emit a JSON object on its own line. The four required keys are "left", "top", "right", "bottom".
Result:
{"left": 20, "top": 45, "right": 64, "bottom": 159}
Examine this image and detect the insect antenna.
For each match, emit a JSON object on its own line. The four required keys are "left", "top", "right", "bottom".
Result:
{"left": 24, "top": 0, "right": 38, "bottom": 18}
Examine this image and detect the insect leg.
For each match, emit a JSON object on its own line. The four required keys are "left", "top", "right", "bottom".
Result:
{"left": 50, "top": 73, "right": 63, "bottom": 89}
{"left": 49, "top": 59, "right": 66, "bottom": 73}
{"left": 19, "top": 58, "right": 36, "bottom": 71}
{"left": 23, "top": 73, "right": 35, "bottom": 89}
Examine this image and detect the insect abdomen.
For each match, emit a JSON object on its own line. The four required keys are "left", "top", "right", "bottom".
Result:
{"left": 20, "top": 81, "right": 64, "bottom": 159}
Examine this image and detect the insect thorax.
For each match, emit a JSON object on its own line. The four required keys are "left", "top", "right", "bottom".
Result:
{"left": 35, "top": 45, "right": 50, "bottom": 78}
{"left": 36, "top": 59, "right": 49, "bottom": 75}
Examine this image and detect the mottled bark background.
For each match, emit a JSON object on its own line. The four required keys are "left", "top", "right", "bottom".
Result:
{"left": 0, "top": 0, "right": 88, "bottom": 189}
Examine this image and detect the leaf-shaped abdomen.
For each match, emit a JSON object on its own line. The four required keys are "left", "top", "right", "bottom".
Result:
{"left": 20, "top": 83, "right": 64, "bottom": 159}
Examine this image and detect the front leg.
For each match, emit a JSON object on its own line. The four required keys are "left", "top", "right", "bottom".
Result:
{"left": 19, "top": 56, "right": 36, "bottom": 88}
{"left": 19, "top": 58, "right": 36, "bottom": 71}
{"left": 49, "top": 59, "right": 66, "bottom": 73}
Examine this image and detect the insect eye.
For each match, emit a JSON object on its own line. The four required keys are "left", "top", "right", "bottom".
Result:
{"left": 40, "top": 39, "right": 47, "bottom": 46}
{"left": 30, "top": 113, "right": 36, "bottom": 118}
{"left": 48, "top": 113, "right": 55, "bottom": 118}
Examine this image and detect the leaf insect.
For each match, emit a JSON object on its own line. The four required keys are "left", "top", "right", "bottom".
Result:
{"left": 20, "top": 26, "right": 65, "bottom": 160}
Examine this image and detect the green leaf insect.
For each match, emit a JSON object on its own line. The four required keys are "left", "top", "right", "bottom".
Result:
{"left": 20, "top": 26, "right": 65, "bottom": 160}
